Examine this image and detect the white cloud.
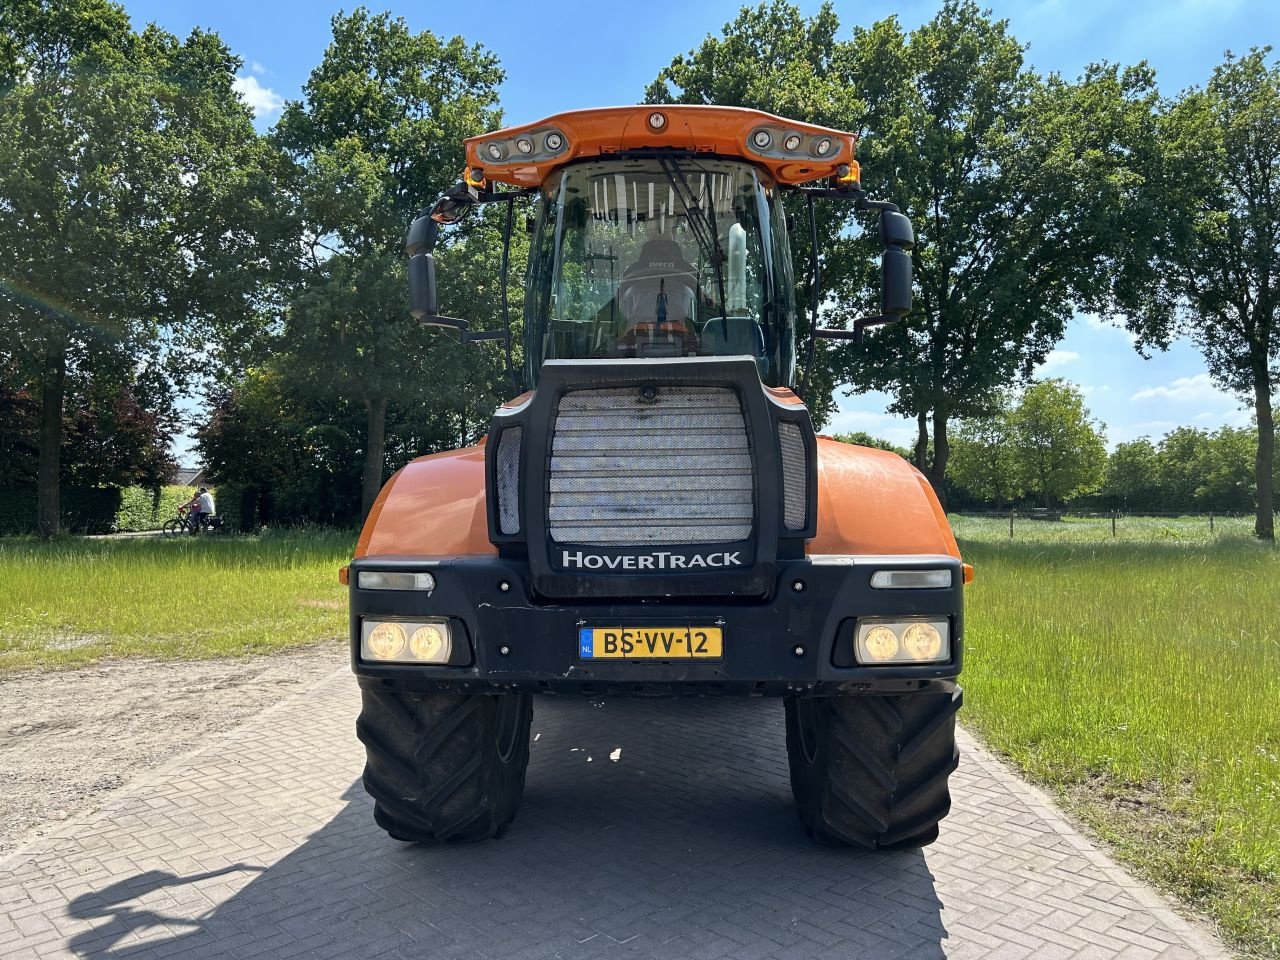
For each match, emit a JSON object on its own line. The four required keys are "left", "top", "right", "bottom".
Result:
{"left": 1081, "top": 312, "right": 1138, "bottom": 344}
{"left": 250, "top": 61, "right": 268, "bottom": 76}
{"left": 233, "top": 74, "right": 284, "bottom": 118}
{"left": 1079, "top": 384, "right": 1111, "bottom": 397}
{"left": 1129, "top": 372, "right": 1228, "bottom": 404}
{"left": 1039, "top": 349, "right": 1080, "bottom": 373}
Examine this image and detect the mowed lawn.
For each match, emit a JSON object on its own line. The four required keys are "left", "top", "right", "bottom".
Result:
{"left": 0, "top": 531, "right": 353, "bottom": 672}
{"left": 955, "top": 522, "right": 1280, "bottom": 957}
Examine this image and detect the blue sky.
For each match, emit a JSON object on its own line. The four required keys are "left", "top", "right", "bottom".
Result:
{"left": 120, "top": 0, "right": 1279, "bottom": 457}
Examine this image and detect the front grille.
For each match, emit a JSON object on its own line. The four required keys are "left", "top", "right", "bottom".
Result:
{"left": 547, "top": 386, "right": 753, "bottom": 545}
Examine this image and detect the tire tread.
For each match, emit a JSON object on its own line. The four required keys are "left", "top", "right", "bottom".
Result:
{"left": 786, "top": 683, "right": 961, "bottom": 850}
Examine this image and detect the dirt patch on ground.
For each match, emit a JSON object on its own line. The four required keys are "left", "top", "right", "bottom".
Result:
{"left": 0, "top": 643, "right": 346, "bottom": 858}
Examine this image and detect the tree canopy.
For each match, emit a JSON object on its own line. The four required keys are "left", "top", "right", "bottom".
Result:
{"left": 0, "top": 0, "right": 277, "bottom": 534}
{"left": 272, "top": 9, "right": 507, "bottom": 516}
{"left": 1108, "top": 48, "right": 1280, "bottom": 538}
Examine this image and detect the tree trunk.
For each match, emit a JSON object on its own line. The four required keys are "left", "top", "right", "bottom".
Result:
{"left": 361, "top": 395, "right": 388, "bottom": 521}
{"left": 914, "top": 409, "right": 929, "bottom": 472}
{"left": 37, "top": 349, "right": 66, "bottom": 539}
{"left": 1254, "top": 373, "right": 1275, "bottom": 541}
{"left": 927, "top": 411, "right": 950, "bottom": 510}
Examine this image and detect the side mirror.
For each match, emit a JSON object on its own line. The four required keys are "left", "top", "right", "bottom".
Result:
{"left": 406, "top": 252, "right": 468, "bottom": 331}
{"left": 879, "top": 210, "right": 915, "bottom": 250}
{"left": 880, "top": 246, "right": 913, "bottom": 318}
{"left": 430, "top": 193, "right": 470, "bottom": 226}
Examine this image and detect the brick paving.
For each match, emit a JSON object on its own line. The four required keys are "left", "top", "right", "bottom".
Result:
{"left": 0, "top": 668, "right": 1231, "bottom": 959}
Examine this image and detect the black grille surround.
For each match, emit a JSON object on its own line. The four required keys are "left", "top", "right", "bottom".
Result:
{"left": 486, "top": 357, "right": 817, "bottom": 601}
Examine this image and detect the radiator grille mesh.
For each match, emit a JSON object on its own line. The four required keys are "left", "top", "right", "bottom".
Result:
{"left": 778, "top": 421, "right": 807, "bottom": 530}
{"left": 496, "top": 427, "right": 522, "bottom": 535}
{"left": 547, "top": 386, "right": 753, "bottom": 545}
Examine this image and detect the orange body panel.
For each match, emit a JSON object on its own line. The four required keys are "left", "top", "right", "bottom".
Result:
{"left": 465, "top": 106, "right": 857, "bottom": 189}
{"left": 355, "top": 446, "right": 496, "bottom": 559}
{"left": 355, "top": 434, "right": 958, "bottom": 562}
{"left": 810, "top": 438, "right": 961, "bottom": 559}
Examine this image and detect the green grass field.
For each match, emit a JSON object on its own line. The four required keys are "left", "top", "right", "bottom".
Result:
{"left": 0, "top": 531, "right": 353, "bottom": 671}
{"left": 952, "top": 512, "right": 1257, "bottom": 542}
{"left": 955, "top": 524, "right": 1280, "bottom": 957}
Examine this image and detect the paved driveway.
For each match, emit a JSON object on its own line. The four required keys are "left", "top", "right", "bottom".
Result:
{"left": 0, "top": 669, "right": 1229, "bottom": 959}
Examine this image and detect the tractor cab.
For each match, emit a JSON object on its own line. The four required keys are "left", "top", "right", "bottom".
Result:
{"left": 526, "top": 155, "right": 797, "bottom": 387}
{"left": 406, "top": 105, "right": 916, "bottom": 394}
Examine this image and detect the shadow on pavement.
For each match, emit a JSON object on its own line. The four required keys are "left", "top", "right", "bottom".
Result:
{"left": 66, "top": 697, "right": 946, "bottom": 959}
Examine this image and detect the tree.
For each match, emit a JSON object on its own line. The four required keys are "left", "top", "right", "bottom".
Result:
{"left": 1010, "top": 379, "right": 1107, "bottom": 507}
{"left": 947, "top": 402, "right": 1024, "bottom": 506}
{"left": 1104, "top": 439, "right": 1161, "bottom": 510}
{"left": 0, "top": 0, "right": 278, "bottom": 535}
{"left": 834, "top": 4, "right": 1160, "bottom": 504}
{"left": 1111, "top": 49, "right": 1280, "bottom": 538}
{"left": 1148, "top": 426, "right": 1257, "bottom": 512}
{"left": 273, "top": 9, "right": 506, "bottom": 517}
{"left": 829, "top": 431, "right": 909, "bottom": 458}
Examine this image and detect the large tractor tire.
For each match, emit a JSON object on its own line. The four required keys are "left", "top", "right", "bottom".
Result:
{"left": 357, "top": 690, "right": 533, "bottom": 843}
{"left": 785, "top": 683, "right": 961, "bottom": 849}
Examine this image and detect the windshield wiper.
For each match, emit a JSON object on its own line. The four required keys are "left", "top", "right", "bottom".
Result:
{"left": 658, "top": 157, "right": 729, "bottom": 333}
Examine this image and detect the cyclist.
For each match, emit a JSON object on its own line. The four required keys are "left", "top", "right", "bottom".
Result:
{"left": 189, "top": 486, "right": 216, "bottom": 534}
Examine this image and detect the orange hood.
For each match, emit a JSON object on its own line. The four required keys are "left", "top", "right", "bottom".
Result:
{"left": 355, "top": 438, "right": 957, "bottom": 560}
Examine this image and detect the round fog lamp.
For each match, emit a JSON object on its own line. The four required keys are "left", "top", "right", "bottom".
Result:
{"left": 367, "top": 622, "right": 406, "bottom": 660}
{"left": 783, "top": 133, "right": 802, "bottom": 151}
{"left": 544, "top": 131, "right": 565, "bottom": 151}
{"left": 863, "top": 625, "right": 899, "bottom": 661}
{"left": 515, "top": 137, "right": 534, "bottom": 154}
{"left": 409, "top": 624, "right": 449, "bottom": 662}
{"left": 903, "top": 623, "right": 943, "bottom": 660}
{"left": 485, "top": 141, "right": 505, "bottom": 161}
{"left": 751, "top": 129, "right": 773, "bottom": 149}
{"left": 648, "top": 111, "right": 667, "bottom": 130}
{"left": 813, "top": 137, "right": 833, "bottom": 157}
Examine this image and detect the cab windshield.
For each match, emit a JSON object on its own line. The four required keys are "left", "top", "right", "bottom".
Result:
{"left": 524, "top": 157, "right": 797, "bottom": 387}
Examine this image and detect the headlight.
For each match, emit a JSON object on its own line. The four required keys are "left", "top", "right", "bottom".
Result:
{"left": 854, "top": 619, "right": 950, "bottom": 664}
{"left": 366, "top": 622, "right": 406, "bottom": 660}
{"left": 409, "top": 623, "right": 450, "bottom": 662}
{"left": 870, "top": 569, "right": 952, "bottom": 589}
{"left": 357, "top": 570, "right": 436, "bottom": 592}
{"left": 361, "top": 619, "right": 454, "bottom": 664}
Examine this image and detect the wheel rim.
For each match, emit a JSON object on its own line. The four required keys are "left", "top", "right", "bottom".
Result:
{"left": 493, "top": 696, "right": 522, "bottom": 763}
{"left": 795, "top": 698, "right": 821, "bottom": 766}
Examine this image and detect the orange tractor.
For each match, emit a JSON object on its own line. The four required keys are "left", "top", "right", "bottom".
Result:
{"left": 347, "top": 105, "right": 967, "bottom": 848}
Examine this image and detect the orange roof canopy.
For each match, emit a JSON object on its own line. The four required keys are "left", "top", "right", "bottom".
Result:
{"left": 464, "top": 105, "right": 858, "bottom": 189}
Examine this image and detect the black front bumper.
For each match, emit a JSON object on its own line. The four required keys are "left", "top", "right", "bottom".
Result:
{"left": 350, "top": 555, "right": 963, "bottom": 697}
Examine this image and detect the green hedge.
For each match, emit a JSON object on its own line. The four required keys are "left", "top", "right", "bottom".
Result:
{"left": 0, "top": 485, "right": 197, "bottom": 534}
{"left": 0, "top": 486, "right": 122, "bottom": 535}
{"left": 114, "top": 485, "right": 197, "bottom": 532}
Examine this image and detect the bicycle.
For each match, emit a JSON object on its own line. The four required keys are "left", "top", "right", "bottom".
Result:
{"left": 161, "top": 506, "right": 224, "bottom": 536}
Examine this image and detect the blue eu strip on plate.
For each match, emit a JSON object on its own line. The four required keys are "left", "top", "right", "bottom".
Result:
{"left": 579, "top": 628, "right": 594, "bottom": 658}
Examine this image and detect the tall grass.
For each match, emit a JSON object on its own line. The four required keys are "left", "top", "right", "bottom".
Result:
{"left": 952, "top": 512, "right": 1256, "bottom": 543}
{"left": 959, "top": 536, "right": 1280, "bottom": 956}
{"left": 0, "top": 530, "right": 354, "bottom": 671}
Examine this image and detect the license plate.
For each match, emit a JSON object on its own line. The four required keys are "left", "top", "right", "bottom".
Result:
{"left": 578, "top": 626, "right": 723, "bottom": 660}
